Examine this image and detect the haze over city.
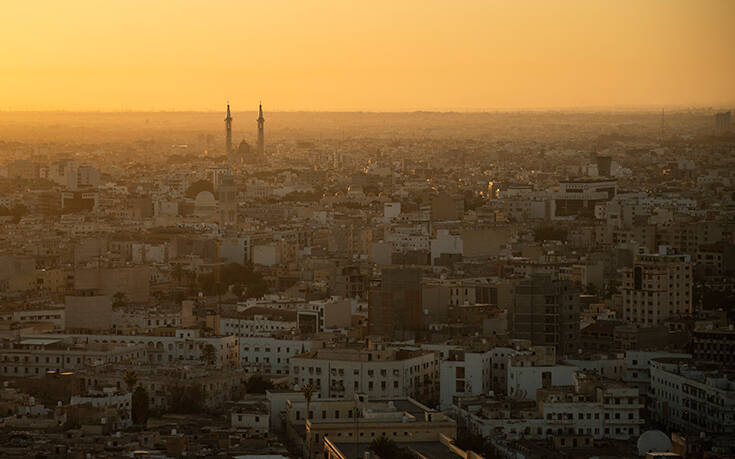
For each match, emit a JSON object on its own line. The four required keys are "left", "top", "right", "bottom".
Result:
{"left": 1, "top": 2, "right": 735, "bottom": 459}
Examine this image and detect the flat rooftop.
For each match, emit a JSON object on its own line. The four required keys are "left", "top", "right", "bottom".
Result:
{"left": 334, "top": 442, "right": 458, "bottom": 459}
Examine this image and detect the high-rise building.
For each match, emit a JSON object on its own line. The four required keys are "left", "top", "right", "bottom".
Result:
{"left": 509, "top": 274, "right": 580, "bottom": 356}
{"left": 368, "top": 267, "right": 422, "bottom": 337}
{"left": 621, "top": 246, "right": 692, "bottom": 326}
{"left": 225, "top": 103, "right": 233, "bottom": 154}
{"left": 256, "top": 103, "right": 265, "bottom": 155}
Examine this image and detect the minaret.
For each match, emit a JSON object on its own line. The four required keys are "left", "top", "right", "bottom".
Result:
{"left": 256, "top": 102, "right": 265, "bottom": 155}
{"left": 225, "top": 102, "right": 233, "bottom": 154}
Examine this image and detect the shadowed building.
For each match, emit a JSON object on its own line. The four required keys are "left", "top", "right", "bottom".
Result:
{"left": 509, "top": 274, "right": 581, "bottom": 356}
{"left": 368, "top": 267, "right": 423, "bottom": 337}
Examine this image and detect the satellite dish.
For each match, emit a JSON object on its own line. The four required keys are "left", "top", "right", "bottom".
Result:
{"left": 637, "top": 430, "right": 672, "bottom": 456}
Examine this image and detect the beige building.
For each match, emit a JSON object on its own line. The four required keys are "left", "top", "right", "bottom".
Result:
{"left": 285, "top": 396, "right": 455, "bottom": 458}
{"left": 621, "top": 247, "right": 692, "bottom": 326}
{"left": 289, "top": 344, "right": 439, "bottom": 402}
{"left": 0, "top": 337, "right": 147, "bottom": 377}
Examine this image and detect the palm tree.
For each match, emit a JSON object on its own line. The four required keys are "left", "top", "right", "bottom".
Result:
{"left": 123, "top": 370, "right": 138, "bottom": 391}
{"left": 301, "top": 383, "right": 315, "bottom": 417}
{"left": 301, "top": 383, "right": 316, "bottom": 458}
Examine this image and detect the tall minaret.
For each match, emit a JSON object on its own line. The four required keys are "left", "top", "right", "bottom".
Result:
{"left": 225, "top": 102, "right": 233, "bottom": 154}
{"left": 256, "top": 102, "right": 265, "bottom": 155}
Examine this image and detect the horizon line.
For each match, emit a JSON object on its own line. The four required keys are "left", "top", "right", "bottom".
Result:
{"left": 0, "top": 103, "right": 733, "bottom": 115}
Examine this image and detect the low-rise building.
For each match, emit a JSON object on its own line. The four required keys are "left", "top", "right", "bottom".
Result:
{"left": 289, "top": 344, "right": 438, "bottom": 403}
{"left": 649, "top": 357, "right": 735, "bottom": 435}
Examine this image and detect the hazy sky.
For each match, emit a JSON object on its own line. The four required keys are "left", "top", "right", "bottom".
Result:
{"left": 1, "top": 0, "right": 733, "bottom": 111}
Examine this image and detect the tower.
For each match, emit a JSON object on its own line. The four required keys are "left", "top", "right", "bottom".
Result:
{"left": 225, "top": 103, "right": 233, "bottom": 154}
{"left": 256, "top": 102, "right": 265, "bottom": 155}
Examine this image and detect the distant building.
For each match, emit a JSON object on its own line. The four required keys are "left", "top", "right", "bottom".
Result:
{"left": 596, "top": 155, "right": 612, "bottom": 177}
{"left": 715, "top": 110, "right": 731, "bottom": 134}
{"left": 552, "top": 178, "right": 617, "bottom": 219}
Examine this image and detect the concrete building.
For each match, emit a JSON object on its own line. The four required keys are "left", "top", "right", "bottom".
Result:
{"left": 692, "top": 326, "right": 735, "bottom": 367}
{"left": 552, "top": 178, "right": 617, "bottom": 219}
{"left": 220, "top": 307, "right": 297, "bottom": 337}
{"left": 456, "top": 371, "right": 642, "bottom": 441}
{"left": 368, "top": 267, "right": 423, "bottom": 337}
{"left": 509, "top": 274, "right": 580, "bottom": 356}
{"left": 230, "top": 400, "right": 269, "bottom": 434}
{"left": 285, "top": 396, "right": 455, "bottom": 459}
{"left": 621, "top": 246, "right": 692, "bottom": 326}
{"left": 0, "top": 337, "right": 147, "bottom": 377}
{"left": 289, "top": 344, "right": 438, "bottom": 402}
{"left": 650, "top": 357, "right": 735, "bottom": 435}
{"left": 20, "top": 332, "right": 239, "bottom": 369}
{"left": 239, "top": 335, "right": 316, "bottom": 375}
{"left": 439, "top": 348, "right": 493, "bottom": 409}
{"left": 65, "top": 293, "right": 112, "bottom": 331}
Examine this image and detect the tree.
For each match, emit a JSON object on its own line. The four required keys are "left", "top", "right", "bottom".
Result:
{"left": 301, "top": 383, "right": 315, "bottom": 418}
{"left": 132, "top": 386, "right": 149, "bottom": 425}
{"left": 245, "top": 374, "right": 274, "bottom": 394}
{"left": 123, "top": 370, "right": 138, "bottom": 391}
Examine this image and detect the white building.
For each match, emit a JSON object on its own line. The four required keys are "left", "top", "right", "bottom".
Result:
{"left": 650, "top": 357, "right": 735, "bottom": 435}
{"left": 439, "top": 348, "right": 492, "bottom": 410}
{"left": 220, "top": 307, "right": 297, "bottom": 337}
{"left": 456, "top": 372, "right": 642, "bottom": 441}
{"left": 231, "top": 400, "right": 270, "bottom": 434}
{"left": 430, "top": 229, "right": 463, "bottom": 265}
{"left": 239, "top": 336, "right": 316, "bottom": 375}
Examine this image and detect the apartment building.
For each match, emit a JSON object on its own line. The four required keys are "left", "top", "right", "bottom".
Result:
{"left": 621, "top": 246, "right": 692, "bottom": 326}
{"left": 289, "top": 344, "right": 438, "bottom": 402}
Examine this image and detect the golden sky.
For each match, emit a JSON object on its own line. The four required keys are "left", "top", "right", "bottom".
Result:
{"left": 1, "top": 0, "right": 733, "bottom": 111}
